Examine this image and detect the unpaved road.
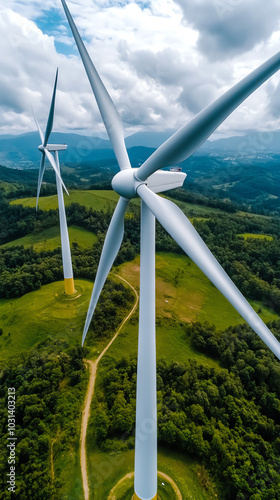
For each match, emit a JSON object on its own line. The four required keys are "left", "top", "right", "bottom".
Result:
{"left": 80, "top": 275, "right": 139, "bottom": 500}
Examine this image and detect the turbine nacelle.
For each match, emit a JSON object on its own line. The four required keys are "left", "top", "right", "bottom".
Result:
{"left": 38, "top": 144, "right": 67, "bottom": 152}
{"left": 112, "top": 168, "right": 187, "bottom": 198}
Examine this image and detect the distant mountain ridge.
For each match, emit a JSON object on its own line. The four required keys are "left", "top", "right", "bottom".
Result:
{"left": 1, "top": 130, "right": 280, "bottom": 168}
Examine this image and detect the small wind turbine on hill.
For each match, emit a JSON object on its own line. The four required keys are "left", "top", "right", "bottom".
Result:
{"left": 61, "top": 1, "right": 280, "bottom": 499}
{"left": 34, "top": 69, "right": 75, "bottom": 296}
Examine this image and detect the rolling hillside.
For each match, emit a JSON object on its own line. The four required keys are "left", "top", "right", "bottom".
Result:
{"left": 1, "top": 225, "right": 97, "bottom": 251}
{"left": 1, "top": 187, "right": 280, "bottom": 500}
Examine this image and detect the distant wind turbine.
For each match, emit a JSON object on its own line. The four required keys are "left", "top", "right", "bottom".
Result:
{"left": 34, "top": 69, "right": 75, "bottom": 296}
{"left": 61, "top": 1, "right": 280, "bottom": 499}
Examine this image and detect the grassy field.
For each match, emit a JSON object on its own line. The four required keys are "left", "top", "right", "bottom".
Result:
{"left": 55, "top": 442, "right": 84, "bottom": 500}
{"left": 100, "top": 313, "right": 220, "bottom": 369}
{"left": 1, "top": 224, "right": 97, "bottom": 251}
{"left": 10, "top": 190, "right": 119, "bottom": 211}
{"left": 116, "top": 253, "right": 279, "bottom": 329}
{"left": 0, "top": 280, "right": 94, "bottom": 359}
{"left": 11, "top": 189, "right": 225, "bottom": 218}
{"left": 239, "top": 233, "right": 273, "bottom": 241}
{"left": 91, "top": 253, "right": 279, "bottom": 369}
{"left": 86, "top": 446, "right": 217, "bottom": 500}
{"left": 110, "top": 474, "right": 177, "bottom": 500}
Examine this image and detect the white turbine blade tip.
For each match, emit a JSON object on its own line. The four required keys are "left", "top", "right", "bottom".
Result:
{"left": 61, "top": 0, "right": 131, "bottom": 171}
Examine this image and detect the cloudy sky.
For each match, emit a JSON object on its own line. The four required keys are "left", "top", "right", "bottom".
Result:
{"left": 1, "top": 0, "right": 280, "bottom": 139}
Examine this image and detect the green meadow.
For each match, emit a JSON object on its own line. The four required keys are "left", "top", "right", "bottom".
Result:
{"left": 239, "top": 233, "right": 273, "bottom": 241}
{"left": 87, "top": 253, "right": 278, "bottom": 369}
{"left": 1, "top": 224, "right": 97, "bottom": 251}
{"left": 85, "top": 447, "right": 217, "bottom": 500}
{"left": 11, "top": 189, "right": 224, "bottom": 218}
{"left": 10, "top": 189, "right": 119, "bottom": 211}
{"left": 116, "top": 253, "right": 278, "bottom": 329}
{"left": 0, "top": 280, "right": 93, "bottom": 359}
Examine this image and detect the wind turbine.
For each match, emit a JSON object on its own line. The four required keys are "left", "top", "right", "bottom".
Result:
{"left": 61, "top": 1, "right": 280, "bottom": 499}
{"left": 34, "top": 69, "right": 75, "bottom": 296}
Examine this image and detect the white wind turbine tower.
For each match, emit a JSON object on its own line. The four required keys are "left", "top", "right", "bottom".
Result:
{"left": 61, "top": 1, "right": 280, "bottom": 499}
{"left": 34, "top": 69, "right": 76, "bottom": 296}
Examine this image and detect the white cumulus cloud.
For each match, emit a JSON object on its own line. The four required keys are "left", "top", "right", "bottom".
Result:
{"left": 1, "top": 0, "right": 280, "bottom": 139}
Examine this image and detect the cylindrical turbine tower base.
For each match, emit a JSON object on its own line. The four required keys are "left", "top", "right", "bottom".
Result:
{"left": 64, "top": 277, "right": 76, "bottom": 295}
{"left": 133, "top": 494, "right": 157, "bottom": 500}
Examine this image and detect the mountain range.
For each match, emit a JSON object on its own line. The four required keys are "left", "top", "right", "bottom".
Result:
{"left": 1, "top": 130, "right": 280, "bottom": 169}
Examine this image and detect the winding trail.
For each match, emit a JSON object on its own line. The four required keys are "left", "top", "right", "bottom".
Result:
{"left": 80, "top": 275, "right": 139, "bottom": 500}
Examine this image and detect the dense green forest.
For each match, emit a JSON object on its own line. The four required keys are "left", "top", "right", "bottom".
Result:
{"left": 0, "top": 341, "right": 88, "bottom": 499}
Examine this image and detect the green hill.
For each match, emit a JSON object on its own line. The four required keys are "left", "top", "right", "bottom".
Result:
{"left": 0, "top": 280, "right": 93, "bottom": 359}
{"left": 1, "top": 224, "right": 97, "bottom": 251}
{"left": 10, "top": 189, "right": 226, "bottom": 218}
{"left": 103, "top": 253, "right": 280, "bottom": 366}
{"left": 11, "top": 190, "right": 119, "bottom": 211}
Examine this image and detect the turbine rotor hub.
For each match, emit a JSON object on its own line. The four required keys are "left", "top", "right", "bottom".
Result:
{"left": 38, "top": 145, "right": 44, "bottom": 152}
{"left": 112, "top": 169, "right": 144, "bottom": 199}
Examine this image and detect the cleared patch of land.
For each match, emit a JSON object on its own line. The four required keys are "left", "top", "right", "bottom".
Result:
{"left": 0, "top": 280, "right": 93, "bottom": 359}
{"left": 103, "top": 252, "right": 279, "bottom": 369}
{"left": 86, "top": 447, "right": 217, "bottom": 500}
{"left": 1, "top": 225, "right": 97, "bottom": 251}
{"left": 11, "top": 190, "right": 225, "bottom": 218}
{"left": 238, "top": 233, "right": 273, "bottom": 241}
{"left": 116, "top": 253, "right": 278, "bottom": 329}
{"left": 11, "top": 190, "right": 119, "bottom": 211}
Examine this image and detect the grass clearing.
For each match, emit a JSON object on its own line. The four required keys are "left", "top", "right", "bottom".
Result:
{"left": 1, "top": 225, "right": 97, "bottom": 251}
{"left": 10, "top": 190, "right": 119, "bottom": 211}
{"left": 103, "top": 317, "right": 220, "bottom": 369}
{"left": 0, "top": 280, "right": 94, "bottom": 359}
{"left": 54, "top": 442, "right": 83, "bottom": 500}
{"left": 86, "top": 446, "right": 217, "bottom": 500}
{"left": 115, "top": 253, "right": 279, "bottom": 330}
{"left": 238, "top": 233, "right": 273, "bottom": 241}
{"left": 237, "top": 210, "right": 271, "bottom": 220}
{"left": 96, "top": 251, "right": 279, "bottom": 369}
{"left": 109, "top": 473, "right": 177, "bottom": 499}
{"left": 11, "top": 189, "right": 225, "bottom": 218}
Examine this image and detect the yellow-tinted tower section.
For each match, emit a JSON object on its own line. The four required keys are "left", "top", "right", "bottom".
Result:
{"left": 64, "top": 277, "right": 76, "bottom": 295}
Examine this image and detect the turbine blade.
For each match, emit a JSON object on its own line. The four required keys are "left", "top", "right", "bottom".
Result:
{"left": 61, "top": 0, "right": 131, "bottom": 171}
{"left": 136, "top": 51, "right": 280, "bottom": 181}
{"left": 82, "top": 196, "right": 129, "bottom": 345}
{"left": 137, "top": 184, "right": 280, "bottom": 360}
{"left": 44, "top": 68, "right": 58, "bottom": 147}
{"left": 44, "top": 148, "right": 69, "bottom": 195}
{"left": 36, "top": 152, "right": 46, "bottom": 210}
{"left": 32, "top": 106, "right": 44, "bottom": 144}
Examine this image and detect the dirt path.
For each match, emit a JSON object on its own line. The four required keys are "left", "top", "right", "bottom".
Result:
{"left": 80, "top": 275, "right": 139, "bottom": 500}
{"left": 107, "top": 471, "right": 182, "bottom": 500}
